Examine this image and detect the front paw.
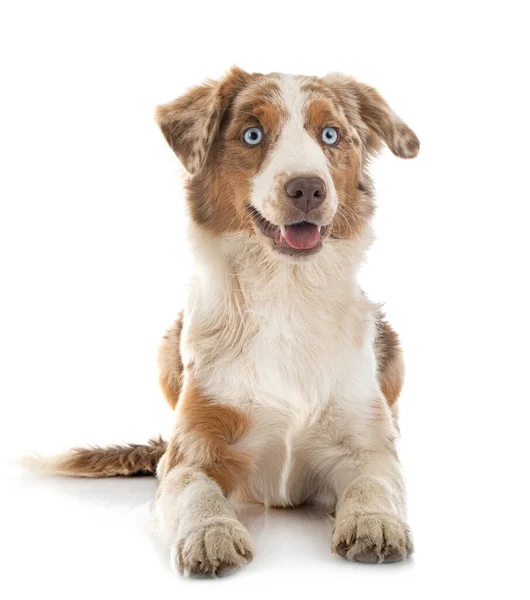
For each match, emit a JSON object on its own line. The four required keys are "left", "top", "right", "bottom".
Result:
{"left": 171, "top": 516, "right": 253, "bottom": 576}
{"left": 332, "top": 512, "right": 413, "bottom": 563}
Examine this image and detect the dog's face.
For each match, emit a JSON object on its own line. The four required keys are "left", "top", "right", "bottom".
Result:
{"left": 157, "top": 68, "right": 419, "bottom": 261}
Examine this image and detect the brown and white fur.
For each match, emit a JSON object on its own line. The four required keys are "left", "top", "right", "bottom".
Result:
{"left": 27, "top": 67, "right": 420, "bottom": 575}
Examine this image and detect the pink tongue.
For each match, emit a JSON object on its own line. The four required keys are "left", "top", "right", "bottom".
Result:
{"left": 282, "top": 223, "right": 321, "bottom": 249}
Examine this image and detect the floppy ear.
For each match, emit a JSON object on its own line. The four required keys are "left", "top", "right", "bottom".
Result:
{"left": 155, "top": 67, "right": 251, "bottom": 175}
{"left": 324, "top": 73, "right": 420, "bottom": 159}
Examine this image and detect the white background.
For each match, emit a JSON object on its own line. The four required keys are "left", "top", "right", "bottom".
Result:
{"left": 1, "top": 1, "right": 529, "bottom": 598}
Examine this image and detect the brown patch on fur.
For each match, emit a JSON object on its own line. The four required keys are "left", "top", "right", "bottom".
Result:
{"left": 304, "top": 98, "right": 347, "bottom": 134}
{"left": 186, "top": 77, "right": 286, "bottom": 237}
{"left": 165, "top": 380, "right": 253, "bottom": 496}
{"left": 25, "top": 438, "right": 167, "bottom": 478}
{"left": 158, "top": 312, "right": 184, "bottom": 410}
{"left": 374, "top": 313, "right": 404, "bottom": 406}
{"left": 329, "top": 160, "right": 375, "bottom": 241}
{"left": 235, "top": 80, "right": 287, "bottom": 133}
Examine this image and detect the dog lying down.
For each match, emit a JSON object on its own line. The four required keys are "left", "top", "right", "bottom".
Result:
{"left": 27, "top": 68, "right": 420, "bottom": 575}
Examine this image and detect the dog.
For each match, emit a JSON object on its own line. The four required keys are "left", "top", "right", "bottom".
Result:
{"left": 28, "top": 67, "right": 420, "bottom": 575}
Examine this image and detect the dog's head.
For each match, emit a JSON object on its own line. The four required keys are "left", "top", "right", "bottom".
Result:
{"left": 157, "top": 68, "right": 419, "bottom": 261}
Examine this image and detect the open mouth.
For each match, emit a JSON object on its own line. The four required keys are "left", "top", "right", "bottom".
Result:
{"left": 248, "top": 206, "right": 328, "bottom": 256}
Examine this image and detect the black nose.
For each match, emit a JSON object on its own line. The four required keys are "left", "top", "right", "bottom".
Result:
{"left": 284, "top": 177, "right": 326, "bottom": 213}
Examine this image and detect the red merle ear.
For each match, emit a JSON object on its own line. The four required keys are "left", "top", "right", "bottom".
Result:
{"left": 155, "top": 67, "right": 252, "bottom": 175}
{"left": 324, "top": 73, "right": 420, "bottom": 159}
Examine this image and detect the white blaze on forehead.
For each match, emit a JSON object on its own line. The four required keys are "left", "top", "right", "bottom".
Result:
{"left": 250, "top": 74, "right": 337, "bottom": 215}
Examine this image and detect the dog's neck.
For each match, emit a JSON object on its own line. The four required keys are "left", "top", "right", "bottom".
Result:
{"left": 188, "top": 223, "right": 374, "bottom": 307}
{"left": 183, "top": 222, "right": 377, "bottom": 384}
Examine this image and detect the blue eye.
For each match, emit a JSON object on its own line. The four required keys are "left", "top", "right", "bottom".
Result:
{"left": 322, "top": 127, "right": 338, "bottom": 145}
{"left": 243, "top": 127, "right": 263, "bottom": 145}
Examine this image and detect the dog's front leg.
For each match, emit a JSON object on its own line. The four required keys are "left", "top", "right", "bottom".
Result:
{"left": 331, "top": 399, "right": 413, "bottom": 563}
{"left": 155, "top": 381, "right": 253, "bottom": 576}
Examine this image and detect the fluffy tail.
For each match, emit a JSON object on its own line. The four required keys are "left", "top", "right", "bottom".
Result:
{"left": 20, "top": 437, "right": 167, "bottom": 478}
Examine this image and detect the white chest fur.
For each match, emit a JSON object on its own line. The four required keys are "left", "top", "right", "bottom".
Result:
{"left": 183, "top": 229, "right": 380, "bottom": 420}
